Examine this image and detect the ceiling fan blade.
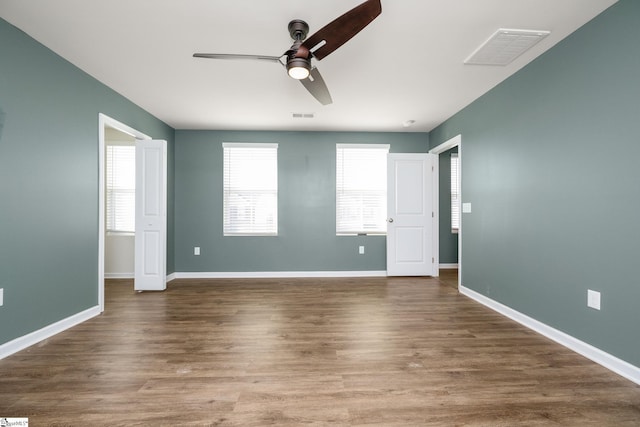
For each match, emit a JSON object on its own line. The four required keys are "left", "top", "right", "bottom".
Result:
{"left": 193, "top": 53, "right": 282, "bottom": 63}
{"left": 300, "top": 67, "right": 333, "bottom": 105}
{"left": 300, "top": 0, "right": 381, "bottom": 61}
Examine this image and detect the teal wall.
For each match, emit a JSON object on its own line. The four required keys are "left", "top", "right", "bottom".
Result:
{"left": 430, "top": 0, "right": 640, "bottom": 366}
{"left": 3, "top": 0, "right": 636, "bottom": 373}
{"left": 439, "top": 148, "right": 458, "bottom": 264}
{"left": 0, "top": 19, "right": 175, "bottom": 346}
{"left": 174, "top": 130, "right": 428, "bottom": 272}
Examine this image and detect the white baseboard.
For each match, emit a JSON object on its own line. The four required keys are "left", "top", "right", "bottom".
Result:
{"left": 459, "top": 285, "right": 640, "bottom": 386}
{"left": 0, "top": 306, "right": 101, "bottom": 360}
{"left": 170, "top": 271, "right": 388, "bottom": 280}
{"left": 106, "top": 273, "right": 175, "bottom": 281}
{"left": 439, "top": 263, "right": 459, "bottom": 269}
{"left": 105, "top": 273, "right": 134, "bottom": 279}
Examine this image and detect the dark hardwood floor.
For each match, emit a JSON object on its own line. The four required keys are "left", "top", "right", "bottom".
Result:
{"left": 1, "top": 271, "right": 639, "bottom": 426}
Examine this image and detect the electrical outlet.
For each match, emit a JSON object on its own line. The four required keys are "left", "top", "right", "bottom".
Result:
{"left": 194, "top": 247, "right": 201, "bottom": 256}
{"left": 0, "top": 288, "right": 4, "bottom": 307}
{"left": 359, "top": 246, "right": 365, "bottom": 255}
{"left": 587, "top": 290, "right": 601, "bottom": 310}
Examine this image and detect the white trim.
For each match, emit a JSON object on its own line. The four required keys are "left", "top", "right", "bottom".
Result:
{"left": 336, "top": 143, "right": 391, "bottom": 150}
{"left": 429, "top": 134, "right": 462, "bottom": 288}
{"left": 98, "top": 116, "right": 105, "bottom": 311}
{"left": 0, "top": 306, "right": 101, "bottom": 360}
{"left": 460, "top": 285, "right": 640, "bottom": 386}
{"left": 222, "top": 142, "right": 278, "bottom": 149}
{"left": 167, "top": 273, "right": 177, "bottom": 282}
{"left": 104, "top": 273, "right": 134, "bottom": 279}
{"left": 430, "top": 153, "right": 439, "bottom": 277}
{"left": 439, "top": 263, "right": 459, "bottom": 269}
{"left": 170, "top": 271, "right": 388, "bottom": 280}
{"left": 98, "top": 113, "right": 151, "bottom": 312}
{"left": 430, "top": 134, "right": 461, "bottom": 155}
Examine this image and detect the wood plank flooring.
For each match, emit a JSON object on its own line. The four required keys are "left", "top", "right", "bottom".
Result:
{"left": 1, "top": 271, "right": 640, "bottom": 426}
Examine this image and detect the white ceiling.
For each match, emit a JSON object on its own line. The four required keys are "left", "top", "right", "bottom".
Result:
{"left": 0, "top": 0, "right": 617, "bottom": 132}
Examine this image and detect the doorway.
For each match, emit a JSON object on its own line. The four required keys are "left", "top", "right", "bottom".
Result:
{"left": 386, "top": 153, "right": 436, "bottom": 276}
{"left": 429, "top": 134, "right": 462, "bottom": 288}
{"left": 104, "top": 127, "right": 136, "bottom": 279}
{"left": 98, "top": 114, "right": 151, "bottom": 312}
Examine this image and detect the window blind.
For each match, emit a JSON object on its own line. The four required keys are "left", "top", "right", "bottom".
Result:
{"left": 106, "top": 145, "right": 135, "bottom": 233}
{"left": 451, "top": 152, "right": 460, "bottom": 231}
{"left": 223, "top": 143, "right": 278, "bottom": 236}
{"left": 336, "top": 144, "right": 389, "bottom": 235}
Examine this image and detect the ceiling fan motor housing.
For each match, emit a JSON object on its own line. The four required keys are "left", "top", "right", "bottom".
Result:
{"left": 288, "top": 19, "right": 309, "bottom": 41}
{"left": 286, "top": 20, "right": 311, "bottom": 79}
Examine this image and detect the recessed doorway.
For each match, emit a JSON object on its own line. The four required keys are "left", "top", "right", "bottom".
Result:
{"left": 98, "top": 114, "right": 151, "bottom": 312}
{"left": 429, "top": 134, "right": 462, "bottom": 288}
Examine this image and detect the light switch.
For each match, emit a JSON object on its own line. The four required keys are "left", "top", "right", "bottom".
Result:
{"left": 194, "top": 247, "right": 201, "bottom": 256}
{"left": 587, "top": 290, "right": 601, "bottom": 310}
{"left": 462, "top": 203, "right": 472, "bottom": 213}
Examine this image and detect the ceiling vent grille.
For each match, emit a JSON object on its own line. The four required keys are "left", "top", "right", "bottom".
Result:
{"left": 292, "top": 113, "right": 315, "bottom": 119}
{"left": 465, "top": 28, "right": 550, "bottom": 66}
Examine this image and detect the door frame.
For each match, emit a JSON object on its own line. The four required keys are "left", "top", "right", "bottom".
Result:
{"left": 98, "top": 113, "right": 151, "bottom": 312}
{"left": 429, "top": 134, "right": 462, "bottom": 287}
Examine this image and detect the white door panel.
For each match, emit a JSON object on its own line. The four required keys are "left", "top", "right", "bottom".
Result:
{"left": 387, "top": 153, "right": 435, "bottom": 276}
{"left": 135, "top": 139, "right": 167, "bottom": 291}
{"left": 142, "top": 231, "right": 160, "bottom": 274}
{"left": 395, "top": 162, "right": 425, "bottom": 215}
{"left": 395, "top": 227, "right": 425, "bottom": 262}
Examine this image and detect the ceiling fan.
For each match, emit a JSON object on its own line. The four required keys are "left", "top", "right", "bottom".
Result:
{"left": 193, "top": 0, "right": 382, "bottom": 105}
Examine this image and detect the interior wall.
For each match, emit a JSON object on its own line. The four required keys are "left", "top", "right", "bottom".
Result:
{"left": 0, "top": 17, "right": 175, "bottom": 346}
{"left": 174, "top": 130, "right": 429, "bottom": 273}
{"left": 429, "top": 0, "right": 639, "bottom": 367}
{"left": 105, "top": 235, "right": 135, "bottom": 277}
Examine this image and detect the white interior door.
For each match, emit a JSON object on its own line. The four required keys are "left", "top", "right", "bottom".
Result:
{"left": 135, "top": 139, "right": 167, "bottom": 291}
{"left": 387, "top": 153, "right": 435, "bottom": 276}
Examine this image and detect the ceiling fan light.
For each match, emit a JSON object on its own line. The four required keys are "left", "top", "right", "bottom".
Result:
{"left": 287, "top": 58, "right": 310, "bottom": 80}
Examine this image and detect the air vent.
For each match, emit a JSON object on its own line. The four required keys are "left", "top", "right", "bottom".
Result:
{"left": 292, "top": 113, "right": 315, "bottom": 119}
{"left": 465, "top": 28, "right": 550, "bottom": 66}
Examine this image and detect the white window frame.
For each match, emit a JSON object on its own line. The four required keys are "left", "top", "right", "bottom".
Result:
{"left": 223, "top": 142, "right": 278, "bottom": 236}
{"left": 336, "top": 143, "right": 390, "bottom": 236}
{"left": 106, "top": 144, "right": 135, "bottom": 234}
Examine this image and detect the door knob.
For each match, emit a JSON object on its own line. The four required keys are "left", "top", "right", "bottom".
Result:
{"left": 388, "top": 218, "right": 394, "bottom": 223}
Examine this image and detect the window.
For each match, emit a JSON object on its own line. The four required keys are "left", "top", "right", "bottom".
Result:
{"left": 336, "top": 144, "right": 390, "bottom": 235}
{"left": 223, "top": 143, "right": 278, "bottom": 236}
{"left": 106, "top": 145, "right": 135, "bottom": 233}
{"left": 451, "top": 152, "right": 460, "bottom": 232}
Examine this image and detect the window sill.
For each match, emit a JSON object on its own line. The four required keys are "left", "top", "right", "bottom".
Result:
{"left": 107, "top": 231, "right": 135, "bottom": 237}
{"left": 337, "top": 233, "right": 387, "bottom": 237}
{"left": 224, "top": 234, "right": 278, "bottom": 237}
